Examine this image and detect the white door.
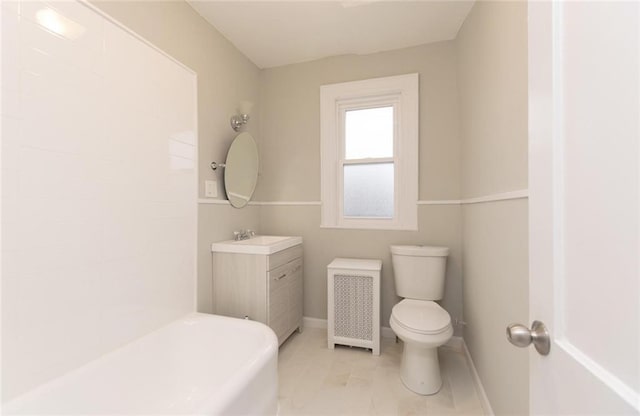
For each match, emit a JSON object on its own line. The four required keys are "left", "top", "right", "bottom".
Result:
{"left": 528, "top": 1, "right": 639, "bottom": 414}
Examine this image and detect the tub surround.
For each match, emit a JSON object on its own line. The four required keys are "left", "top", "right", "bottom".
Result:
{"left": 1, "top": 0, "right": 197, "bottom": 400}
{"left": 90, "top": 0, "right": 263, "bottom": 315}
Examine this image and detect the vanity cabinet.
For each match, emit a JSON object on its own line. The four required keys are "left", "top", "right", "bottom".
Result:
{"left": 212, "top": 244, "right": 303, "bottom": 345}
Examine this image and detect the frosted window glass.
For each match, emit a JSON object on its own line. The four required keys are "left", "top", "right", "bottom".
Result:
{"left": 345, "top": 107, "right": 393, "bottom": 159}
{"left": 343, "top": 163, "right": 394, "bottom": 218}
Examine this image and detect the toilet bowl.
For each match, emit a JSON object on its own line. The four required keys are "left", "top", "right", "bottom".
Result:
{"left": 390, "top": 299, "right": 453, "bottom": 394}
{"left": 390, "top": 245, "right": 452, "bottom": 395}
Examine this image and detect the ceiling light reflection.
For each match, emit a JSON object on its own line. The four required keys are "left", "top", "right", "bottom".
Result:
{"left": 36, "top": 8, "right": 86, "bottom": 40}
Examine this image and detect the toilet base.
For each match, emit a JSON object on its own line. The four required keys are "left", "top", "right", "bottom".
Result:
{"left": 399, "top": 342, "right": 442, "bottom": 395}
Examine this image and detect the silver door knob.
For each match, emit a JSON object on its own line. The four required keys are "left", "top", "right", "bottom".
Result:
{"left": 506, "top": 320, "right": 550, "bottom": 356}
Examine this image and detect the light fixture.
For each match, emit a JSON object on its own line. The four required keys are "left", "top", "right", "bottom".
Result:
{"left": 230, "top": 101, "right": 253, "bottom": 132}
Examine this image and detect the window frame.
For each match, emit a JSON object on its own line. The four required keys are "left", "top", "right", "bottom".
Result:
{"left": 320, "top": 73, "right": 419, "bottom": 230}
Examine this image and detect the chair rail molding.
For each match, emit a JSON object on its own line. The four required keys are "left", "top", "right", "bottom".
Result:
{"left": 198, "top": 189, "right": 529, "bottom": 207}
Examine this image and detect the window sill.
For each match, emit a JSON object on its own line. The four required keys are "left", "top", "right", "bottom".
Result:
{"left": 319, "top": 224, "right": 418, "bottom": 231}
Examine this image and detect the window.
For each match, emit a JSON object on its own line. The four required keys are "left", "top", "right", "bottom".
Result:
{"left": 320, "top": 73, "right": 418, "bottom": 230}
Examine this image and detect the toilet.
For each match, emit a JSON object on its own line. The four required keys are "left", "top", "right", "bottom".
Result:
{"left": 389, "top": 245, "right": 453, "bottom": 395}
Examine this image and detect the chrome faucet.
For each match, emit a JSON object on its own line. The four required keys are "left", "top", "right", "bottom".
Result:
{"left": 233, "top": 229, "right": 255, "bottom": 241}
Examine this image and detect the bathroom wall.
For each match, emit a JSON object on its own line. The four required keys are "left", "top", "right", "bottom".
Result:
{"left": 1, "top": 1, "right": 196, "bottom": 400}
{"left": 456, "top": 1, "right": 529, "bottom": 414}
{"left": 90, "top": 1, "right": 262, "bottom": 313}
{"left": 257, "top": 43, "right": 463, "bottom": 330}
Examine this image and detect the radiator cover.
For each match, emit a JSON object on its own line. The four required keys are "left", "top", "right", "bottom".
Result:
{"left": 327, "top": 258, "right": 381, "bottom": 355}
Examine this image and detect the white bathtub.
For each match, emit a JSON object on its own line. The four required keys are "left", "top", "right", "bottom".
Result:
{"left": 3, "top": 313, "right": 279, "bottom": 415}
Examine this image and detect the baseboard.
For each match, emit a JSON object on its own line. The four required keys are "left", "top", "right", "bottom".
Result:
{"left": 463, "top": 341, "right": 495, "bottom": 416}
{"left": 442, "top": 335, "right": 464, "bottom": 353}
{"left": 302, "top": 317, "right": 397, "bottom": 338}
{"left": 302, "top": 316, "right": 327, "bottom": 329}
{"left": 381, "top": 326, "right": 395, "bottom": 339}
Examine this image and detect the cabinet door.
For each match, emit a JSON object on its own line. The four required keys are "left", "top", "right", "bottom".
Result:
{"left": 288, "top": 260, "right": 304, "bottom": 331}
{"left": 212, "top": 253, "right": 267, "bottom": 323}
{"left": 269, "top": 285, "right": 289, "bottom": 341}
{"left": 268, "top": 257, "right": 302, "bottom": 343}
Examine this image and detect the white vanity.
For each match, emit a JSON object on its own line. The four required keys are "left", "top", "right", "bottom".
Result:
{"left": 211, "top": 236, "right": 303, "bottom": 345}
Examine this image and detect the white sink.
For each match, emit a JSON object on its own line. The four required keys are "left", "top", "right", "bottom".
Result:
{"left": 211, "top": 235, "right": 303, "bottom": 255}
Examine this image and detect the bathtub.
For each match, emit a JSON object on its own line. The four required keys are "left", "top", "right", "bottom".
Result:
{"left": 3, "top": 313, "right": 279, "bottom": 415}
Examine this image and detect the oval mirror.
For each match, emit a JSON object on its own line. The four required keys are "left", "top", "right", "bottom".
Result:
{"left": 224, "top": 132, "right": 259, "bottom": 208}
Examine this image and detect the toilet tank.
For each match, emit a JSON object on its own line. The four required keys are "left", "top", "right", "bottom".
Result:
{"left": 390, "top": 245, "right": 449, "bottom": 300}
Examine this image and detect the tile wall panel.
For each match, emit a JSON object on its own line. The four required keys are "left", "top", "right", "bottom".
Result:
{"left": 1, "top": 0, "right": 197, "bottom": 401}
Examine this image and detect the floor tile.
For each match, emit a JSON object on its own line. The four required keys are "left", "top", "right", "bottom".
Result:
{"left": 277, "top": 328, "right": 485, "bottom": 416}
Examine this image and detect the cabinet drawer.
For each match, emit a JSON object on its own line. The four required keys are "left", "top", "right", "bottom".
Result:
{"left": 267, "top": 245, "right": 303, "bottom": 271}
{"left": 268, "top": 258, "right": 302, "bottom": 294}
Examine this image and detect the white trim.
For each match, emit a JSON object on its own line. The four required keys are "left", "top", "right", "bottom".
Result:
{"left": 417, "top": 199, "right": 462, "bottom": 205}
{"left": 198, "top": 199, "right": 322, "bottom": 206}
{"left": 252, "top": 201, "right": 322, "bottom": 206}
{"left": 319, "top": 224, "right": 418, "bottom": 231}
{"left": 320, "top": 73, "right": 419, "bottom": 230}
{"left": 198, "top": 198, "right": 231, "bottom": 205}
{"left": 441, "top": 336, "right": 465, "bottom": 353}
{"left": 461, "top": 189, "right": 529, "bottom": 205}
{"left": 302, "top": 316, "right": 328, "bottom": 329}
{"left": 197, "top": 190, "right": 528, "bottom": 207}
{"left": 463, "top": 341, "right": 495, "bottom": 416}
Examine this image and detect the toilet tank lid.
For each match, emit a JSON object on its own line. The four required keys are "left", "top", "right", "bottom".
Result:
{"left": 390, "top": 245, "right": 449, "bottom": 257}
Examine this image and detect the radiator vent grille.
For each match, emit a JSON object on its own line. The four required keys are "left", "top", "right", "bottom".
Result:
{"left": 333, "top": 274, "right": 373, "bottom": 341}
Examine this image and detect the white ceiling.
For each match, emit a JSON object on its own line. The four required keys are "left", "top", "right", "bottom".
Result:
{"left": 187, "top": 1, "right": 475, "bottom": 69}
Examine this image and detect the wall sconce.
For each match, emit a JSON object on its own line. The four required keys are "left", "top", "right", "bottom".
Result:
{"left": 230, "top": 101, "right": 254, "bottom": 132}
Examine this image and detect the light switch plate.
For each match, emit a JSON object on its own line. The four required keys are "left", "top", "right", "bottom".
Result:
{"left": 205, "top": 180, "right": 217, "bottom": 197}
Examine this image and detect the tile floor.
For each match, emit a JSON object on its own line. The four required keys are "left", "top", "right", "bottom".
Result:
{"left": 277, "top": 328, "right": 485, "bottom": 416}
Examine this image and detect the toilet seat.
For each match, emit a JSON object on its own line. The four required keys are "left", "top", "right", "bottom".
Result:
{"left": 391, "top": 299, "right": 451, "bottom": 335}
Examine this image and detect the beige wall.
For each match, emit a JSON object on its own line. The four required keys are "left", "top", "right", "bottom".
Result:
{"left": 457, "top": 1, "right": 528, "bottom": 198}
{"left": 258, "top": 43, "right": 463, "bottom": 329}
{"left": 456, "top": 1, "right": 529, "bottom": 414}
{"left": 257, "top": 42, "right": 460, "bottom": 202}
{"left": 91, "top": 1, "right": 262, "bottom": 312}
